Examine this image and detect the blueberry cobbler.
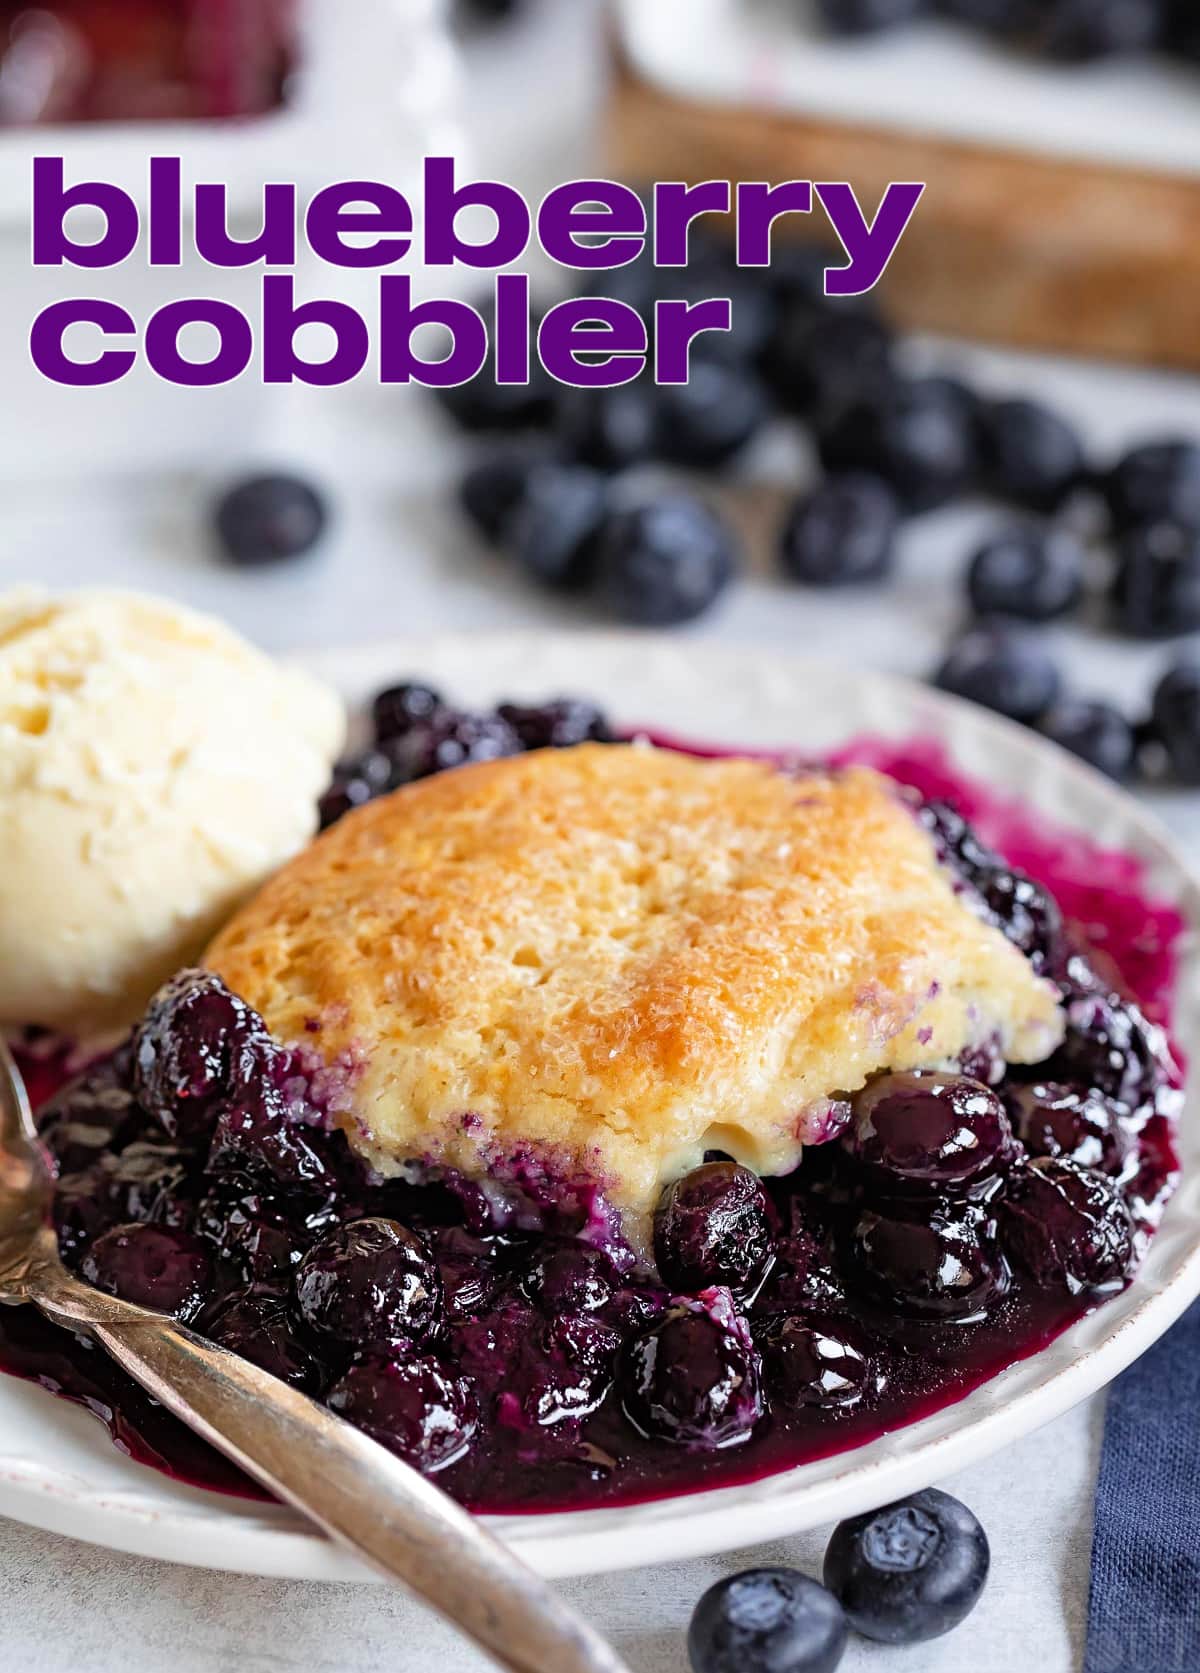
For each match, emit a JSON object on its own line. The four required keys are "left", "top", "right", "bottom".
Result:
{"left": 1, "top": 686, "right": 1184, "bottom": 1513}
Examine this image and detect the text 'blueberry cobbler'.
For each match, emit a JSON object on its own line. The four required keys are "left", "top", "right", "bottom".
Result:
{"left": 0, "top": 689, "right": 1184, "bottom": 1514}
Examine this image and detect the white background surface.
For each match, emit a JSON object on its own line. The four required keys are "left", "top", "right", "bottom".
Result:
{"left": 0, "top": 2, "right": 1198, "bottom": 1668}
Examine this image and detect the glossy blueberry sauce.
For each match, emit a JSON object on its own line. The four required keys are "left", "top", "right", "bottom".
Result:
{"left": 0, "top": 734, "right": 1185, "bottom": 1516}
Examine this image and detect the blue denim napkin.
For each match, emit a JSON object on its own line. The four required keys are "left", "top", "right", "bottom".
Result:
{"left": 1085, "top": 1298, "right": 1200, "bottom": 1673}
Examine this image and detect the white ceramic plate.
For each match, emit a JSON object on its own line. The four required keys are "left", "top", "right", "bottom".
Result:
{"left": 2, "top": 632, "right": 1198, "bottom": 1583}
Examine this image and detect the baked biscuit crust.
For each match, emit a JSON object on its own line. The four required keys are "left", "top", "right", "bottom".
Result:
{"left": 207, "top": 745, "right": 1064, "bottom": 1241}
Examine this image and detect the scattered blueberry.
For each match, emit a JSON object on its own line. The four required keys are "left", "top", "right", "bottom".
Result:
{"left": 1040, "top": 0, "right": 1167, "bottom": 61}
{"left": 1039, "top": 697, "right": 1137, "bottom": 779}
{"left": 1151, "top": 660, "right": 1200, "bottom": 784}
{"left": 510, "top": 461, "right": 609, "bottom": 590}
{"left": 214, "top": 473, "right": 328, "bottom": 566}
{"left": 1105, "top": 439, "right": 1200, "bottom": 532}
{"left": 459, "top": 450, "right": 545, "bottom": 543}
{"left": 598, "top": 496, "right": 738, "bottom": 625}
{"left": 622, "top": 1304, "right": 763, "bottom": 1449}
{"left": 849, "top": 1199, "right": 1008, "bottom": 1321}
{"left": 819, "top": 376, "right": 979, "bottom": 511}
{"left": 436, "top": 354, "right": 554, "bottom": 432}
{"left": 780, "top": 474, "right": 900, "bottom": 587}
{"left": 1111, "top": 522, "right": 1200, "bottom": 638}
{"left": 656, "top": 361, "right": 770, "bottom": 468}
{"left": 293, "top": 1218, "right": 444, "bottom": 1351}
{"left": 770, "top": 308, "right": 894, "bottom": 421}
{"left": 965, "top": 526, "right": 1085, "bottom": 622}
{"left": 755, "top": 1313, "right": 876, "bottom": 1412}
{"left": 654, "top": 1162, "right": 776, "bottom": 1300}
{"left": 556, "top": 380, "right": 661, "bottom": 473}
{"left": 815, "top": 0, "right": 929, "bottom": 33}
{"left": 1000, "top": 1157, "right": 1134, "bottom": 1294}
{"left": 327, "top": 1354, "right": 477, "bottom": 1473}
{"left": 824, "top": 1488, "right": 990, "bottom": 1644}
{"left": 937, "top": 0, "right": 1040, "bottom": 32}
{"left": 846, "top": 1072, "right": 1016, "bottom": 1194}
{"left": 976, "top": 397, "right": 1086, "bottom": 511}
{"left": 934, "top": 625, "right": 1062, "bottom": 725}
{"left": 80, "top": 1222, "right": 211, "bottom": 1321}
{"left": 688, "top": 1568, "right": 849, "bottom": 1673}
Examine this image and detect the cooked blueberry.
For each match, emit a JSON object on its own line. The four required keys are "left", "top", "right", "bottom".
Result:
{"left": 495, "top": 698, "right": 612, "bottom": 750}
{"left": 1043, "top": 985, "right": 1170, "bottom": 1107}
{"left": 770, "top": 307, "right": 894, "bottom": 422}
{"left": 430, "top": 1226, "right": 510, "bottom": 1320}
{"left": 654, "top": 1163, "right": 776, "bottom": 1300}
{"left": 509, "top": 461, "right": 609, "bottom": 590}
{"left": 202, "top": 1290, "right": 324, "bottom": 1392}
{"left": 780, "top": 474, "right": 900, "bottom": 588}
{"left": 38, "top": 1064, "right": 144, "bottom": 1175}
{"left": 656, "top": 361, "right": 769, "bottom": 469}
{"left": 522, "top": 1242, "right": 618, "bottom": 1313}
{"left": 371, "top": 681, "right": 445, "bottom": 743}
{"left": 598, "top": 496, "right": 738, "bottom": 626}
{"left": 847, "top": 1072, "right": 1016, "bottom": 1193}
{"left": 1151, "top": 660, "right": 1200, "bottom": 784}
{"left": 455, "top": 1298, "right": 619, "bottom": 1427}
{"left": 966, "top": 527, "right": 1085, "bottom": 622}
{"left": 935, "top": 626, "right": 1061, "bottom": 725}
{"left": 1105, "top": 439, "right": 1200, "bottom": 532}
{"left": 756, "top": 1223, "right": 850, "bottom": 1319}
{"left": 824, "top": 1488, "right": 989, "bottom": 1644}
{"left": 917, "top": 799, "right": 996, "bottom": 879}
{"left": 132, "top": 969, "right": 270, "bottom": 1145}
{"left": 459, "top": 450, "right": 543, "bottom": 543}
{"left": 81, "top": 1223, "right": 211, "bottom": 1321}
{"left": 293, "top": 1218, "right": 443, "bottom": 1350}
{"left": 819, "top": 376, "right": 979, "bottom": 512}
{"left": 1039, "top": 698, "right": 1137, "bottom": 780}
{"left": 815, "top": 0, "right": 929, "bottom": 32}
{"left": 755, "top": 1313, "right": 876, "bottom": 1412}
{"left": 976, "top": 397, "right": 1086, "bottom": 511}
{"left": 1111, "top": 523, "right": 1200, "bottom": 638}
{"left": 207, "top": 1081, "right": 335, "bottom": 1193}
{"left": 973, "top": 864, "right": 1063, "bottom": 969}
{"left": 1000, "top": 1158, "right": 1134, "bottom": 1295}
{"left": 1006, "top": 1082, "right": 1132, "bottom": 1178}
{"left": 194, "top": 1184, "right": 338, "bottom": 1285}
{"left": 327, "top": 1354, "right": 477, "bottom": 1473}
{"left": 52, "top": 1139, "right": 195, "bottom": 1266}
{"left": 622, "top": 1303, "right": 762, "bottom": 1449}
{"left": 688, "top": 1568, "right": 849, "bottom": 1673}
{"left": 1039, "top": 0, "right": 1166, "bottom": 60}
{"left": 214, "top": 473, "right": 328, "bottom": 566}
{"left": 849, "top": 1200, "right": 1008, "bottom": 1321}
{"left": 384, "top": 711, "right": 522, "bottom": 787}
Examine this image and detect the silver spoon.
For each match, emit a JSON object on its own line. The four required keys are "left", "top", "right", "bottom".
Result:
{"left": 0, "top": 1040, "right": 632, "bottom": 1673}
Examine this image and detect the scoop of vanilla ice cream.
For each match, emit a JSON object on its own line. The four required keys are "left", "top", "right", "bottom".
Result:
{"left": 0, "top": 587, "right": 345, "bottom": 1034}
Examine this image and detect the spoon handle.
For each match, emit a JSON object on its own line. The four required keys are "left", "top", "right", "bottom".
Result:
{"left": 34, "top": 1280, "right": 630, "bottom": 1673}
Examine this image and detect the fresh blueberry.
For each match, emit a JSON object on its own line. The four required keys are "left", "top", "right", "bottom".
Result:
{"left": 1039, "top": 698, "right": 1137, "bottom": 780}
{"left": 495, "top": 698, "right": 613, "bottom": 749}
{"left": 556, "top": 380, "right": 661, "bottom": 472}
{"left": 849, "top": 1199, "right": 1008, "bottom": 1321}
{"left": 663, "top": 260, "right": 779, "bottom": 369}
{"left": 976, "top": 397, "right": 1086, "bottom": 511}
{"left": 459, "top": 450, "right": 545, "bottom": 543}
{"left": 509, "top": 461, "right": 609, "bottom": 589}
{"left": 846, "top": 1072, "right": 1016, "bottom": 1193}
{"left": 207, "top": 1080, "right": 336, "bottom": 1193}
{"left": 780, "top": 474, "right": 900, "bottom": 587}
{"left": 214, "top": 473, "right": 328, "bottom": 566}
{"left": 1006, "top": 1082, "right": 1133, "bottom": 1179}
{"left": 815, "top": 0, "right": 929, "bottom": 32}
{"left": 598, "top": 496, "right": 738, "bottom": 625}
{"left": 1151, "top": 660, "right": 1200, "bottom": 784}
{"left": 1039, "top": 0, "right": 1167, "bottom": 60}
{"left": 202, "top": 1290, "right": 325, "bottom": 1392}
{"left": 327, "top": 1354, "right": 477, "bottom": 1473}
{"left": 656, "top": 361, "right": 770, "bottom": 469}
{"left": 80, "top": 1223, "right": 211, "bottom": 1321}
{"left": 819, "top": 376, "right": 979, "bottom": 511}
{"left": 654, "top": 1163, "right": 776, "bottom": 1300}
{"left": 385, "top": 709, "right": 523, "bottom": 783}
{"left": 755, "top": 1313, "right": 876, "bottom": 1412}
{"left": 934, "top": 625, "right": 1062, "bottom": 724}
{"left": 1105, "top": 439, "right": 1200, "bottom": 532}
{"left": 133, "top": 969, "right": 271, "bottom": 1145}
{"left": 371, "top": 682, "right": 445, "bottom": 743}
{"left": 937, "top": 0, "right": 1040, "bottom": 31}
{"left": 621, "top": 1303, "right": 763, "bottom": 1449}
{"left": 688, "top": 1568, "right": 849, "bottom": 1673}
{"left": 965, "top": 527, "right": 1085, "bottom": 622}
{"left": 293, "top": 1218, "right": 443, "bottom": 1350}
{"left": 824, "top": 1488, "right": 990, "bottom": 1644}
{"left": 1000, "top": 1157, "right": 1134, "bottom": 1294}
{"left": 1111, "top": 522, "right": 1200, "bottom": 638}
{"left": 435, "top": 353, "right": 554, "bottom": 432}
{"left": 769, "top": 308, "right": 894, "bottom": 421}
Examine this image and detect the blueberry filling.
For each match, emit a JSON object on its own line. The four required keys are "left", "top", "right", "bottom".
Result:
{"left": 0, "top": 742, "right": 1182, "bottom": 1517}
